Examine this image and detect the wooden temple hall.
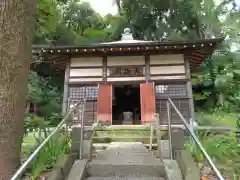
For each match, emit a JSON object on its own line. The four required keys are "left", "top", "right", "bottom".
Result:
{"left": 32, "top": 28, "right": 223, "bottom": 126}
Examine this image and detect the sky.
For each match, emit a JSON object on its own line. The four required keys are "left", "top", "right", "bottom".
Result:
{"left": 84, "top": 0, "right": 240, "bottom": 17}
{"left": 83, "top": 0, "right": 118, "bottom": 16}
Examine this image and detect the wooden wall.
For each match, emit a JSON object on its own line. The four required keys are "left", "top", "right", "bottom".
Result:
{"left": 68, "top": 86, "right": 98, "bottom": 126}
{"left": 69, "top": 54, "right": 187, "bottom": 83}
{"left": 69, "top": 57, "right": 103, "bottom": 83}
{"left": 155, "top": 84, "right": 190, "bottom": 125}
{"left": 149, "top": 54, "right": 186, "bottom": 80}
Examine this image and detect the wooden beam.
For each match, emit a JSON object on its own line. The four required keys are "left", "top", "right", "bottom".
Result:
{"left": 185, "top": 56, "right": 195, "bottom": 130}
{"left": 62, "top": 62, "right": 70, "bottom": 114}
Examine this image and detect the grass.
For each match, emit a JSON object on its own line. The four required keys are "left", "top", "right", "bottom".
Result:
{"left": 22, "top": 128, "right": 54, "bottom": 146}
{"left": 93, "top": 125, "right": 152, "bottom": 131}
{"left": 22, "top": 130, "right": 47, "bottom": 153}
{"left": 23, "top": 132, "right": 38, "bottom": 144}
{"left": 94, "top": 130, "right": 152, "bottom": 137}
{"left": 185, "top": 132, "right": 240, "bottom": 179}
{"left": 195, "top": 111, "right": 238, "bottom": 127}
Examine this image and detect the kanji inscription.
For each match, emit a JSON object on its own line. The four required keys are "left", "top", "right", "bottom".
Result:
{"left": 108, "top": 66, "right": 143, "bottom": 77}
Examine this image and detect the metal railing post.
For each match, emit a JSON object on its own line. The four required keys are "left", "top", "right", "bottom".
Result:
{"left": 79, "top": 111, "right": 84, "bottom": 160}
{"left": 155, "top": 113, "right": 161, "bottom": 158}
{"left": 79, "top": 99, "right": 86, "bottom": 160}
{"left": 167, "top": 98, "right": 224, "bottom": 180}
{"left": 166, "top": 101, "right": 173, "bottom": 160}
{"left": 149, "top": 124, "right": 153, "bottom": 151}
{"left": 65, "top": 98, "right": 70, "bottom": 132}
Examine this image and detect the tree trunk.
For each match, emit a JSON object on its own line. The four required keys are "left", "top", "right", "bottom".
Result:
{"left": 0, "top": 1, "right": 36, "bottom": 179}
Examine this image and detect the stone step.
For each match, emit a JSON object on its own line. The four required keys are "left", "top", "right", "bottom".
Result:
{"left": 92, "top": 140, "right": 170, "bottom": 159}
{"left": 87, "top": 163, "right": 166, "bottom": 177}
{"left": 85, "top": 176, "right": 165, "bottom": 180}
{"left": 87, "top": 142, "right": 167, "bottom": 177}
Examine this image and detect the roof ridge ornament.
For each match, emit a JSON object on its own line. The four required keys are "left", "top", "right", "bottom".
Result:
{"left": 121, "top": 28, "right": 134, "bottom": 41}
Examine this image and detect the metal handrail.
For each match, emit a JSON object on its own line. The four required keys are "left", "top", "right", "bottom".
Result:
{"left": 11, "top": 99, "right": 85, "bottom": 180}
{"left": 167, "top": 98, "right": 225, "bottom": 180}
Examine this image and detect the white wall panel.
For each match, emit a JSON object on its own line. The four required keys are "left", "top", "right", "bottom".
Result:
{"left": 70, "top": 68, "right": 102, "bottom": 77}
{"left": 107, "top": 56, "right": 145, "bottom": 66}
{"left": 150, "top": 65, "right": 185, "bottom": 75}
{"left": 107, "top": 77, "right": 145, "bottom": 82}
{"left": 70, "top": 57, "right": 102, "bottom": 67}
{"left": 150, "top": 54, "right": 184, "bottom": 65}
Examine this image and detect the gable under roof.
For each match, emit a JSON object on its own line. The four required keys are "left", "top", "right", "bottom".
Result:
{"left": 31, "top": 28, "right": 224, "bottom": 71}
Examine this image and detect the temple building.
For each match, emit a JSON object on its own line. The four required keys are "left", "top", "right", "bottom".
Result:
{"left": 32, "top": 28, "right": 224, "bottom": 126}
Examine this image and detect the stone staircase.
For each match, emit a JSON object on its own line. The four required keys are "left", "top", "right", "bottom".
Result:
{"left": 67, "top": 142, "right": 182, "bottom": 180}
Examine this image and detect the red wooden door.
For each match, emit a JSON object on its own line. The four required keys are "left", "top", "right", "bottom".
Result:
{"left": 97, "top": 84, "right": 112, "bottom": 124}
{"left": 140, "top": 83, "right": 156, "bottom": 124}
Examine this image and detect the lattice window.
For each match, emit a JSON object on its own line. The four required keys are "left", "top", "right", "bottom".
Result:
{"left": 68, "top": 100, "right": 85, "bottom": 125}
{"left": 155, "top": 84, "right": 187, "bottom": 98}
{"left": 85, "top": 87, "right": 98, "bottom": 100}
{"left": 68, "top": 86, "right": 98, "bottom": 126}
{"left": 69, "top": 86, "right": 98, "bottom": 100}
{"left": 156, "top": 98, "right": 190, "bottom": 125}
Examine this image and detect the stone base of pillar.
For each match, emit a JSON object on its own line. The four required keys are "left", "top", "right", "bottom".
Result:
{"left": 83, "top": 139, "right": 92, "bottom": 160}
{"left": 171, "top": 128, "right": 184, "bottom": 159}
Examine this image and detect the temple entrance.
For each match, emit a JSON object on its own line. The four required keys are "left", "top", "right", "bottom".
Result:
{"left": 112, "top": 85, "right": 141, "bottom": 125}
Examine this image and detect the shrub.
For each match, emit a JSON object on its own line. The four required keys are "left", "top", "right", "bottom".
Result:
{"left": 185, "top": 131, "right": 239, "bottom": 178}
{"left": 24, "top": 131, "right": 70, "bottom": 179}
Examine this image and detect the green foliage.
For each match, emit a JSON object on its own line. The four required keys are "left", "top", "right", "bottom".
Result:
{"left": 34, "top": 0, "right": 240, "bottom": 45}
{"left": 48, "top": 113, "right": 64, "bottom": 126}
{"left": 24, "top": 116, "right": 50, "bottom": 137}
{"left": 195, "top": 111, "right": 238, "bottom": 127}
{"left": 24, "top": 131, "right": 70, "bottom": 178}
{"left": 35, "top": 0, "right": 61, "bottom": 44}
{"left": 28, "top": 71, "right": 62, "bottom": 118}
{"left": 185, "top": 132, "right": 240, "bottom": 178}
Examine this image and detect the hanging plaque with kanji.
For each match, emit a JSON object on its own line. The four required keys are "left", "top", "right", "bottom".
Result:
{"left": 109, "top": 66, "right": 143, "bottom": 77}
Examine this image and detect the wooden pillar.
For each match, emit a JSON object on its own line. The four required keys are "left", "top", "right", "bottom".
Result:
{"left": 62, "top": 62, "right": 70, "bottom": 114}
{"left": 145, "top": 55, "right": 150, "bottom": 83}
{"left": 185, "top": 58, "right": 195, "bottom": 128}
{"left": 103, "top": 56, "right": 107, "bottom": 83}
